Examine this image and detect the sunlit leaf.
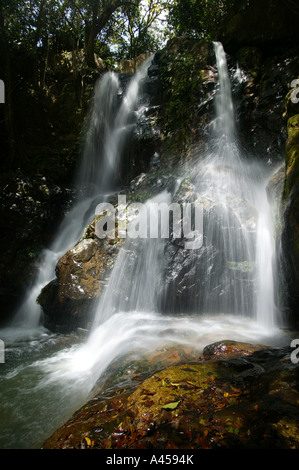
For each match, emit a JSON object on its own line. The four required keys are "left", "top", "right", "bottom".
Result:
{"left": 162, "top": 400, "right": 181, "bottom": 410}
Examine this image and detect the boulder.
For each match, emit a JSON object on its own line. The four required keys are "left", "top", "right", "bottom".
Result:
{"left": 202, "top": 340, "right": 266, "bottom": 359}
{"left": 42, "top": 343, "right": 299, "bottom": 449}
{"left": 37, "top": 216, "right": 125, "bottom": 332}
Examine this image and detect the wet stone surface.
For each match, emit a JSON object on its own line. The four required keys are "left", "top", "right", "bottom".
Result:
{"left": 42, "top": 341, "right": 299, "bottom": 450}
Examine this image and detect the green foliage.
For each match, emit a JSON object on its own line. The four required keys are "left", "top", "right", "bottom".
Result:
{"left": 167, "top": 0, "right": 247, "bottom": 39}
{"left": 100, "top": 0, "right": 170, "bottom": 61}
{"left": 0, "top": 0, "right": 172, "bottom": 169}
{"left": 159, "top": 42, "right": 206, "bottom": 144}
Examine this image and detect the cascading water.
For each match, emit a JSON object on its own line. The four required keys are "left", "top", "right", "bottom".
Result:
{"left": 182, "top": 42, "right": 279, "bottom": 328}
{"left": 0, "top": 45, "right": 288, "bottom": 450}
{"left": 78, "top": 55, "right": 154, "bottom": 195}
{"left": 63, "top": 42, "right": 283, "bottom": 396}
{"left": 1, "top": 57, "right": 154, "bottom": 341}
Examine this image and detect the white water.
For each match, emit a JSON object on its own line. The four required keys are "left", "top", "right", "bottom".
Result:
{"left": 2, "top": 57, "right": 154, "bottom": 342}
{"left": 185, "top": 42, "right": 278, "bottom": 328}
{"left": 92, "top": 190, "right": 172, "bottom": 327}
{"left": 0, "top": 45, "right": 288, "bottom": 449}
{"left": 78, "top": 55, "right": 153, "bottom": 194}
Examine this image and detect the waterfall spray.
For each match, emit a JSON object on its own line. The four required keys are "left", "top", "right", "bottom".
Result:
{"left": 3, "top": 56, "right": 154, "bottom": 338}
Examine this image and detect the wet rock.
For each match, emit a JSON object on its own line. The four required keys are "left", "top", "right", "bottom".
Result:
{"left": 0, "top": 172, "right": 74, "bottom": 323}
{"left": 120, "top": 53, "right": 153, "bottom": 74}
{"left": 160, "top": 183, "right": 257, "bottom": 315}
{"left": 42, "top": 343, "right": 299, "bottom": 450}
{"left": 37, "top": 216, "right": 125, "bottom": 332}
{"left": 203, "top": 340, "right": 267, "bottom": 359}
{"left": 279, "top": 113, "right": 299, "bottom": 325}
{"left": 234, "top": 48, "right": 299, "bottom": 161}
{"left": 156, "top": 38, "right": 216, "bottom": 163}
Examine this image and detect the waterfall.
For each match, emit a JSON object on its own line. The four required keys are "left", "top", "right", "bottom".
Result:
{"left": 198, "top": 42, "right": 277, "bottom": 327}
{"left": 78, "top": 55, "right": 153, "bottom": 195}
{"left": 83, "top": 43, "right": 279, "bottom": 349}
{"left": 3, "top": 56, "right": 154, "bottom": 340}
{"left": 213, "top": 41, "right": 236, "bottom": 145}
{"left": 91, "top": 191, "right": 172, "bottom": 328}
{"left": 70, "top": 42, "right": 281, "bottom": 392}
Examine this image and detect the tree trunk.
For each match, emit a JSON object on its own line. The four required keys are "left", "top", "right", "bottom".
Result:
{"left": 84, "top": 0, "right": 133, "bottom": 68}
{"left": 84, "top": 22, "right": 97, "bottom": 68}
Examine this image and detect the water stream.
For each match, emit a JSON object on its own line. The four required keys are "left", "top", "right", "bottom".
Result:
{"left": 0, "top": 44, "right": 289, "bottom": 449}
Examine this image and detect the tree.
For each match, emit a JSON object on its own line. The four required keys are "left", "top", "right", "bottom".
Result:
{"left": 167, "top": 0, "right": 240, "bottom": 39}
{"left": 64, "top": 0, "right": 139, "bottom": 67}
{"left": 109, "top": 0, "right": 170, "bottom": 60}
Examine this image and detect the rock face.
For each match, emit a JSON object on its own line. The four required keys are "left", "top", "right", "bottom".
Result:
{"left": 37, "top": 213, "right": 125, "bottom": 332}
{"left": 280, "top": 111, "right": 299, "bottom": 325}
{"left": 42, "top": 341, "right": 299, "bottom": 449}
{"left": 232, "top": 46, "right": 299, "bottom": 163}
{"left": 120, "top": 52, "right": 153, "bottom": 74}
{"left": 0, "top": 173, "right": 74, "bottom": 325}
{"left": 156, "top": 38, "right": 217, "bottom": 163}
{"left": 220, "top": 0, "right": 299, "bottom": 52}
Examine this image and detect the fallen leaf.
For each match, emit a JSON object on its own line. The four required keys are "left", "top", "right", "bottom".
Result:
{"left": 162, "top": 400, "right": 181, "bottom": 410}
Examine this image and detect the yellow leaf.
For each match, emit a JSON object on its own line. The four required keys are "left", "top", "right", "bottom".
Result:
{"left": 85, "top": 437, "right": 92, "bottom": 446}
{"left": 162, "top": 400, "right": 181, "bottom": 410}
{"left": 224, "top": 392, "right": 229, "bottom": 397}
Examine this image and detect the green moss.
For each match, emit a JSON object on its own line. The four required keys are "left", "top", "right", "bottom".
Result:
{"left": 288, "top": 114, "right": 299, "bottom": 135}
{"left": 227, "top": 261, "right": 254, "bottom": 273}
{"left": 158, "top": 39, "right": 213, "bottom": 154}
{"left": 284, "top": 115, "right": 299, "bottom": 197}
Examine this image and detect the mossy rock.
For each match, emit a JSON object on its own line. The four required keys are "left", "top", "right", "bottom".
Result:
{"left": 42, "top": 344, "right": 299, "bottom": 449}
{"left": 285, "top": 114, "right": 299, "bottom": 194}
